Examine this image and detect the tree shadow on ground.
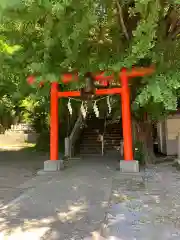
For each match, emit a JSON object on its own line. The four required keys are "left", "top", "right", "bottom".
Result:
{"left": 0, "top": 147, "right": 117, "bottom": 239}
{"left": 0, "top": 147, "right": 47, "bottom": 206}
{"left": 0, "top": 198, "right": 104, "bottom": 239}
{"left": 0, "top": 147, "right": 47, "bottom": 168}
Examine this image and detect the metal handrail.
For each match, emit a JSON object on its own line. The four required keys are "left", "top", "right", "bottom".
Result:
{"left": 68, "top": 113, "right": 84, "bottom": 157}
{"left": 101, "top": 114, "right": 107, "bottom": 156}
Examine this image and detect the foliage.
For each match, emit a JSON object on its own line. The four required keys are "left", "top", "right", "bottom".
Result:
{"left": 19, "top": 95, "right": 50, "bottom": 132}
{"left": 0, "top": 0, "right": 179, "bottom": 156}
{"left": 0, "top": 95, "right": 15, "bottom": 130}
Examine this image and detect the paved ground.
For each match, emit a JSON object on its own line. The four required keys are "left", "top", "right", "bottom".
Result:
{"left": 0, "top": 147, "right": 46, "bottom": 205}
{"left": 0, "top": 149, "right": 180, "bottom": 239}
{"left": 107, "top": 163, "right": 180, "bottom": 239}
{"left": 0, "top": 156, "right": 116, "bottom": 239}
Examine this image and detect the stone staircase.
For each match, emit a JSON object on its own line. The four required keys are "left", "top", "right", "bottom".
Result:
{"left": 104, "top": 121, "right": 122, "bottom": 154}
{"left": 79, "top": 118, "right": 104, "bottom": 156}
{"left": 79, "top": 118, "right": 123, "bottom": 156}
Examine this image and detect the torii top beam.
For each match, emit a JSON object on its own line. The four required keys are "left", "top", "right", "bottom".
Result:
{"left": 27, "top": 66, "right": 155, "bottom": 86}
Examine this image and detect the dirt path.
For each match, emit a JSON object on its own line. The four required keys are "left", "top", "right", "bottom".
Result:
{"left": 0, "top": 148, "right": 46, "bottom": 205}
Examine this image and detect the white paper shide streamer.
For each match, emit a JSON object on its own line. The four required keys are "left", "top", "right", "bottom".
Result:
{"left": 107, "top": 96, "right": 112, "bottom": 114}
{"left": 81, "top": 102, "right": 87, "bottom": 118}
{"left": 67, "top": 99, "right": 73, "bottom": 115}
{"left": 93, "top": 101, "right": 99, "bottom": 118}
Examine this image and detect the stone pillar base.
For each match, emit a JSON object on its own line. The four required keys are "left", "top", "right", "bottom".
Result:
{"left": 117, "top": 160, "right": 143, "bottom": 183}
{"left": 119, "top": 160, "right": 139, "bottom": 173}
{"left": 37, "top": 160, "right": 64, "bottom": 175}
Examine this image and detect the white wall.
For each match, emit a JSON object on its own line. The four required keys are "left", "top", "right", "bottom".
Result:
{"left": 158, "top": 114, "right": 180, "bottom": 156}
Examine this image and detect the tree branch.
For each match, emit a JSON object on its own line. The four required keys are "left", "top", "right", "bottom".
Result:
{"left": 116, "top": 0, "right": 129, "bottom": 41}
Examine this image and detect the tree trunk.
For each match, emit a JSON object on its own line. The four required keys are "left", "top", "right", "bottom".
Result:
{"left": 133, "top": 119, "right": 156, "bottom": 165}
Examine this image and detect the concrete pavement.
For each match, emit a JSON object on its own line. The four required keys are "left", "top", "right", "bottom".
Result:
{"left": 106, "top": 163, "right": 180, "bottom": 240}
{"left": 0, "top": 158, "right": 180, "bottom": 239}
{"left": 0, "top": 158, "right": 115, "bottom": 239}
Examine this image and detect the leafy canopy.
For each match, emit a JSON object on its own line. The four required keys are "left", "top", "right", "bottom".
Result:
{"left": 0, "top": 0, "right": 179, "bottom": 121}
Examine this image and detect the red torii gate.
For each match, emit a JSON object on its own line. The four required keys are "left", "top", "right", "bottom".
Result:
{"left": 27, "top": 66, "right": 154, "bottom": 163}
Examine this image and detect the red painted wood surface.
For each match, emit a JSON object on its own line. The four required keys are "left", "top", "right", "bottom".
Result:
{"left": 27, "top": 66, "right": 155, "bottom": 87}
{"left": 27, "top": 66, "right": 155, "bottom": 161}
{"left": 120, "top": 68, "right": 133, "bottom": 160}
{"left": 50, "top": 82, "right": 59, "bottom": 160}
{"left": 27, "top": 75, "right": 44, "bottom": 87}
{"left": 58, "top": 88, "right": 122, "bottom": 98}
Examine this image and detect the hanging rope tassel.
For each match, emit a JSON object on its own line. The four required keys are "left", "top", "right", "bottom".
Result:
{"left": 81, "top": 102, "right": 87, "bottom": 118}
{"left": 67, "top": 99, "right": 73, "bottom": 115}
{"left": 93, "top": 101, "right": 99, "bottom": 118}
{"left": 107, "top": 96, "right": 112, "bottom": 114}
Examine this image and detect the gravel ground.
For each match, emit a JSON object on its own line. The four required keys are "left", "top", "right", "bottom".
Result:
{"left": 0, "top": 147, "right": 46, "bottom": 205}
{"left": 106, "top": 163, "right": 180, "bottom": 239}
{"left": 0, "top": 146, "right": 180, "bottom": 240}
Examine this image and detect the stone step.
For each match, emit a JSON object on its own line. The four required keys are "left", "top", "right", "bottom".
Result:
{"left": 104, "top": 137, "right": 121, "bottom": 140}
{"left": 82, "top": 137, "right": 100, "bottom": 140}
{"left": 82, "top": 143, "right": 120, "bottom": 146}
{"left": 105, "top": 139, "right": 121, "bottom": 142}
{"left": 83, "top": 132, "right": 102, "bottom": 136}
{"left": 80, "top": 148, "right": 102, "bottom": 152}
{"left": 80, "top": 145, "right": 102, "bottom": 148}
{"left": 81, "top": 139, "right": 100, "bottom": 143}
{"left": 80, "top": 149, "right": 101, "bottom": 153}
{"left": 105, "top": 128, "right": 121, "bottom": 131}
{"left": 81, "top": 138, "right": 120, "bottom": 142}
{"left": 83, "top": 136, "right": 102, "bottom": 139}
{"left": 81, "top": 138, "right": 121, "bottom": 144}
{"left": 80, "top": 153, "right": 103, "bottom": 157}
{"left": 83, "top": 131, "right": 120, "bottom": 134}
{"left": 83, "top": 133, "right": 121, "bottom": 137}
{"left": 84, "top": 128, "right": 120, "bottom": 132}
{"left": 80, "top": 142, "right": 101, "bottom": 146}
{"left": 82, "top": 139, "right": 121, "bottom": 144}
{"left": 80, "top": 151, "right": 101, "bottom": 155}
{"left": 80, "top": 145, "right": 101, "bottom": 148}
{"left": 105, "top": 144, "right": 121, "bottom": 147}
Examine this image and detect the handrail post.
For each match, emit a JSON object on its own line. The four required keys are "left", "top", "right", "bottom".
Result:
{"left": 101, "top": 135, "right": 104, "bottom": 156}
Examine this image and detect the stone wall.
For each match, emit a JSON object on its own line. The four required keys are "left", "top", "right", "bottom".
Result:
{"left": 0, "top": 123, "right": 38, "bottom": 145}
